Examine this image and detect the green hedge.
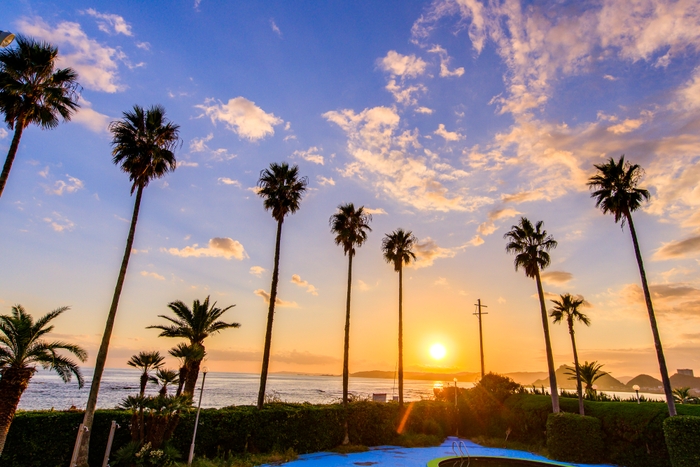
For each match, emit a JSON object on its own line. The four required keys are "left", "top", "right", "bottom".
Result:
{"left": 546, "top": 412, "right": 603, "bottom": 464}
{"left": 663, "top": 415, "right": 700, "bottom": 467}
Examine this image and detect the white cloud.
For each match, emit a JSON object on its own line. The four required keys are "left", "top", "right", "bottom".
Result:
{"left": 218, "top": 177, "right": 240, "bottom": 187}
{"left": 415, "top": 106, "right": 434, "bottom": 114}
{"left": 136, "top": 41, "right": 150, "bottom": 50}
{"left": 674, "top": 66, "right": 700, "bottom": 111}
{"left": 0, "top": 128, "right": 7, "bottom": 139}
{"left": 72, "top": 96, "right": 110, "bottom": 133}
{"left": 603, "top": 74, "right": 617, "bottom": 81}
{"left": 477, "top": 207, "right": 521, "bottom": 236}
{"left": 177, "top": 161, "right": 198, "bottom": 168}
{"left": 84, "top": 9, "right": 133, "bottom": 36}
{"left": 270, "top": 19, "right": 282, "bottom": 37}
{"left": 140, "top": 271, "right": 164, "bottom": 280}
{"left": 364, "top": 207, "right": 387, "bottom": 215}
{"left": 165, "top": 237, "right": 248, "bottom": 260}
{"left": 606, "top": 110, "right": 653, "bottom": 134}
{"left": 196, "top": 97, "right": 283, "bottom": 141}
{"left": 43, "top": 212, "right": 75, "bottom": 232}
{"left": 190, "top": 133, "right": 213, "bottom": 153}
{"left": 291, "top": 274, "right": 318, "bottom": 295}
{"left": 385, "top": 79, "right": 427, "bottom": 105}
{"left": 48, "top": 175, "right": 84, "bottom": 195}
{"left": 293, "top": 147, "right": 324, "bottom": 165}
{"left": 250, "top": 266, "right": 266, "bottom": 277}
{"left": 434, "top": 123, "right": 464, "bottom": 141}
{"left": 17, "top": 17, "right": 124, "bottom": 93}
{"left": 317, "top": 175, "right": 335, "bottom": 186}
{"left": 254, "top": 289, "right": 298, "bottom": 307}
{"left": 428, "top": 45, "right": 465, "bottom": 77}
{"left": 378, "top": 51, "right": 427, "bottom": 78}
{"left": 411, "top": 237, "right": 456, "bottom": 269}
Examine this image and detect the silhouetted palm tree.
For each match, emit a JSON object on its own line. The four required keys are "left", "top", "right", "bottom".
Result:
{"left": 150, "top": 368, "right": 180, "bottom": 397}
{"left": 168, "top": 342, "right": 205, "bottom": 396}
{"left": 75, "top": 105, "right": 180, "bottom": 467}
{"left": 504, "top": 217, "right": 560, "bottom": 413}
{"left": 381, "top": 228, "right": 416, "bottom": 409}
{"left": 149, "top": 296, "right": 238, "bottom": 396}
{"left": 256, "top": 162, "right": 308, "bottom": 409}
{"left": 0, "top": 36, "right": 80, "bottom": 197}
{"left": 0, "top": 305, "right": 86, "bottom": 454}
{"left": 588, "top": 155, "right": 676, "bottom": 417}
{"left": 551, "top": 293, "right": 590, "bottom": 415}
{"left": 672, "top": 387, "right": 697, "bottom": 404}
{"left": 330, "top": 203, "right": 372, "bottom": 407}
{"left": 127, "top": 351, "right": 165, "bottom": 397}
{"left": 566, "top": 361, "right": 606, "bottom": 397}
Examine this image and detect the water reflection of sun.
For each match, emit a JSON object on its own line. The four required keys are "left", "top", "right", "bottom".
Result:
{"left": 429, "top": 343, "right": 447, "bottom": 360}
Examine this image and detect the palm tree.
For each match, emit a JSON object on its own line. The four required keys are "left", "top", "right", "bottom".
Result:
{"left": 149, "top": 296, "right": 238, "bottom": 395}
{"left": 588, "top": 155, "right": 677, "bottom": 416}
{"left": 168, "top": 342, "right": 205, "bottom": 396}
{"left": 504, "top": 217, "right": 560, "bottom": 413}
{"left": 381, "top": 228, "right": 417, "bottom": 409}
{"left": 127, "top": 351, "right": 165, "bottom": 397}
{"left": 566, "top": 361, "right": 607, "bottom": 397}
{"left": 256, "top": 162, "right": 308, "bottom": 409}
{"left": 330, "top": 203, "right": 372, "bottom": 407}
{"left": 74, "top": 105, "right": 180, "bottom": 467}
{"left": 0, "top": 305, "right": 86, "bottom": 454}
{"left": 150, "top": 368, "right": 180, "bottom": 397}
{"left": 550, "top": 294, "right": 590, "bottom": 415}
{"left": 0, "top": 36, "right": 80, "bottom": 197}
{"left": 672, "top": 387, "right": 697, "bottom": 405}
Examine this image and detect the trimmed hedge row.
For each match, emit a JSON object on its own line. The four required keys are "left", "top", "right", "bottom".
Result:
{"left": 663, "top": 415, "right": 700, "bottom": 467}
{"left": 546, "top": 412, "right": 603, "bottom": 464}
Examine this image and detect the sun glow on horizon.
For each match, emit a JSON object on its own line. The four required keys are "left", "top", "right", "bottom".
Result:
{"left": 429, "top": 343, "right": 447, "bottom": 360}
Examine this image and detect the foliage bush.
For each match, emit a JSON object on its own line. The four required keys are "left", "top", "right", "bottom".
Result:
{"left": 546, "top": 412, "right": 603, "bottom": 464}
{"left": 663, "top": 415, "right": 700, "bottom": 467}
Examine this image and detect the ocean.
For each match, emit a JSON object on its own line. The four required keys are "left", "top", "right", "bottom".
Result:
{"left": 18, "top": 368, "right": 465, "bottom": 411}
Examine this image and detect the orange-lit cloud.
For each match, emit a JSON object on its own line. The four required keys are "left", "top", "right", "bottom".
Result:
{"left": 166, "top": 238, "right": 248, "bottom": 260}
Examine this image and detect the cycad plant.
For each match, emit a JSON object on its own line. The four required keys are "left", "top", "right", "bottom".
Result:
{"left": 74, "top": 105, "right": 180, "bottom": 467}
{"left": 127, "top": 351, "right": 165, "bottom": 397}
{"left": 504, "top": 217, "right": 560, "bottom": 413}
{"left": 0, "top": 305, "right": 86, "bottom": 454}
{"left": 550, "top": 293, "right": 590, "bottom": 415}
{"left": 256, "top": 162, "right": 308, "bottom": 409}
{"left": 0, "top": 36, "right": 80, "bottom": 197}
{"left": 150, "top": 368, "right": 180, "bottom": 397}
{"left": 588, "top": 155, "right": 676, "bottom": 416}
{"left": 330, "top": 203, "right": 372, "bottom": 407}
{"left": 381, "top": 228, "right": 416, "bottom": 409}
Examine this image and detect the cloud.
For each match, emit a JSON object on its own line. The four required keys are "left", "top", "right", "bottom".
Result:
{"left": 434, "top": 277, "right": 449, "bottom": 286}
{"left": 84, "top": 9, "right": 133, "bottom": 36}
{"left": 317, "top": 175, "right": 335, "bottom": 186}
{"left": 540, "top": 271, "right": 574, "bottom": 286}
{"left": 17, "top": 17, "right": 124, "bottom": 92}
{"left": 0, "top": 128, "right": 7, "bottom": 139}
{"left": 411, "top": 237, "right": 456, "bottom": 269}
{"left": 603, "top": 74, "right": 618, "bottom": 81}
{"left": 47, "top": 175, "right": 84, "bottom": 195}
{"left": 428, "top": 45, "right": 465, "bottom": 77}
{"left": 43, "top": 212, "right": 74, "bottom": 232}
{"left": 196, "top": 97, "right": 283, "bottom": 141}
{"left": 291, "top": 274, "right": 318, "bottom": 295}
{"left": 655, "top": 236, "right": 700, "bottom": 260}
{"left": 270, "top": 19, "right": 282, "bottom": 37}
{"left": 415, "top": 107, "right": 434, "bottom": 114}
{"left": 364, "top": 207, "right": 387, "bottom": 215}
{"left": 606, "top": 110, "right": 653, "bottom": 134}
{"left": 254, "top": 289, "right": 298, "bottom": 307}
{"left": 324, "top": 106, "right": 489, "bottom": 212}
{"left": 218, "top": 177, "right": 241, "bottom": 187}
{"left": 477, "top": 207, "right": 521, "bottom": 236}
{"left": 140, "top": 271, "right": 164, "bottom": 280}
{"left": 293, "top": 147, "right": 324, "bottom": 165}
{"left": 385, "top": 80, "right": 427, "bottom": 106}
{"left": 190, "top": 133, "right": 213, "bottom": 153}
{"left": 178, "top": 161, "right": 198, "bottom": 168}
{"left": 621, "top": 282, "right": 700, "bottom": 317}
{"left": 72, "top": 96, "right": 110, "bottom": 133}
{"left": 165, "top": 237, "right": 248, "bottom": 260}
{"left": 250, "top": 266, "right": 266, "bottom": 277}
{"left": 378, "top": 51, "right": 427, "bottom": 78}
{"left": 674, "top": 66, "right": 700, "bottom": 111}
{"left": 434, "top": 123, "right": 464, "bottom": 141}
{"left": 136, "top": 41, "right": 150, "bottom": 50}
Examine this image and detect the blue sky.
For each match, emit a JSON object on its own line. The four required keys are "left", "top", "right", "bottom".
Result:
{"left": 2, "top": 0, "right": 700, "bottom": 380}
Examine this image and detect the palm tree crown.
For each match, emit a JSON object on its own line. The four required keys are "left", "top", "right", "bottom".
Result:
{"left": 0, "top": 36, "right": 80, "bottom": 197}
{"left": 550, "top": 294, "right": 590, "bottom": 328}
{"left": 330, "top": 203, "right": 372, "bottom": 256}
{"left": 566, "top": 361, "right": 607, "bottom": 391}
{"left": 149, "top": 296, "right": 239, "bottom": 344}
{"left": 381, "top": 228, "right": 417, "bottom": 271}
{"left": 0, "top": 305, "right": 86, "bottom": 384}
{"left": 257, "top": 162, "right": 308, "bottom": 222}
{"left": 110, "top": 104, "right": 180, "bottom": 193}
{"left": 504, "top": 217, "right": 557, "bottom": 278}
{"left": 587, "top": 155, "right": 650, "bottom": 226}
{"left": 127, "top": 351, "right": 165, "bottom": 397}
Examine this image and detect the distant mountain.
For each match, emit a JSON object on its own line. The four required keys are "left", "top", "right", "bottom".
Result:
{"left": 502, "top": 371, "right": 549, "bottom": 385}
{"left": 670, "top": 373, "right": 700, "bottom": 391}
{"left": 531, "top": 365, "right": 627, "bottom": 391}
{"left": 617, "top": 376, "right": 634, "bottom": 385}
{"left": 626, "top": 374, "right": 663, "bottom": 392}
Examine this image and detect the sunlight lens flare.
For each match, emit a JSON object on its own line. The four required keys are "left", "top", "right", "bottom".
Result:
{"left": 429, "top": 343, "right": 447, "bottom": 360}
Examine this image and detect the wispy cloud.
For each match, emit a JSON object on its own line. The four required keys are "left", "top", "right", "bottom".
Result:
{"left": 140, "top": 271, "right": 165, "bottom": 280}
{"left": 270, "top": 19, "right": 282, "bottom": 37}
{"left": 83, "top": 9, "right": 133, "bottom": 36}
{"left": 293, "top": 147, "right": 324, "bottom": 165}
{"left": 254, "top": 289, "right": 298, "bottom": 307}
{"left": 249, "top": 266, "right": 266, "bottom": 277}
{"left": 291, "top": 274, "right": 318, "bottom": 295}
{"left": 196, "top": 97, "right": 283, "bottom": 141}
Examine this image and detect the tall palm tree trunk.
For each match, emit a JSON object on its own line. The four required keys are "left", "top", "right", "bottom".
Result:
{"left": 0, "top": 122, "right": 25, "bottom": 198}
{"left": 176, "top": 365, "right": 186, "bottom": 396}
{"left": 75, "top": 184, "right": 144, "bottom": 467}
{"left": 567, "top": 320, "right": 584, "bottom": 415}
{"left": 626, "top": 212, "right": 677, "bottom": 416}
{"left": 258, "top": 218, "right": 284, "bottom": 409}
{"left": 535, "top": 269, "right": 559, "bottom": 413}
{"left": 342, "top": 252, "right": 353, "bottom": 406}
{"left": 0, "top": 368, "right": 33, "bottom": 454}
{"left": 184, "top": 356, "right": 202, "bottom": 397}
{"left": 139, "top": 371, "right": 148, "bottom": 397}
{"left": 398, "top": 266, "right": 404, "bottom": 409}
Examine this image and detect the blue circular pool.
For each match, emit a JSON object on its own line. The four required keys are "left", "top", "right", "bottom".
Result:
{"left": 428, "top": 456, "right": 575, "bottom": 467}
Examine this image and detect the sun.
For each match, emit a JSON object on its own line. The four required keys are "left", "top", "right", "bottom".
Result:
{"left": 429, "top": 343, "right": 447, "bottom": 360}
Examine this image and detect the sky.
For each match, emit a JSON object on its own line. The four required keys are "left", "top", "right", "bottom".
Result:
{"left": 2, "top": 0, "right": 700, "bottom": 381}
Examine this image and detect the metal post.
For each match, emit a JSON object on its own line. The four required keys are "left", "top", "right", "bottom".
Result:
{"left": 473, "top": 299, "right": 488, "bottom": 378}
{"left": 187, "top": 370, "right": 207, "bottom": 466}
{"left": 70, "top": 424, "right": 89, "bottom": 467}
{"left": 453, "top": 378, "right": 458, "bottom": 407}
{"left": 102, "top": 421, "right": 119, "bottom": 467}
{"left": 633, "top": 385, "right": 640, "bottom": 404}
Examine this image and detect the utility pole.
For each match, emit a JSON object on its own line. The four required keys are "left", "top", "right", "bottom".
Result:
{"left": 474, "top": 299, "right": 488, "bottom": 378}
